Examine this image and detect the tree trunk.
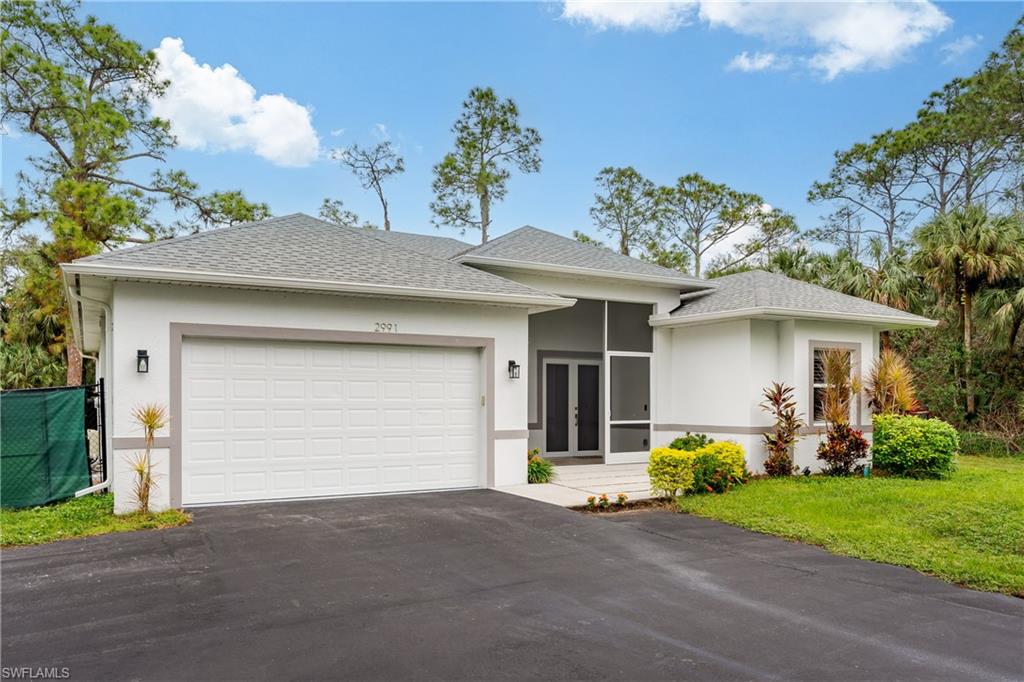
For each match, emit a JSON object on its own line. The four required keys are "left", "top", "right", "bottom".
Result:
{"left": 879, "top": 330, "right": 891, "bottom": 351}
{"left": 383, "top": 200, "right": 390, "bottom": 232}
{"left": 66, "top": 334, "right": 83, "bottom": 386}
{"left": 1009, "top": 313, "right": 1023, "bottom": 354}
{"left": 480, "top": 188, "right": 490, "bottom": 244}
{"left": 694, "top": 252, "right": 702, "bottom": 279}
{"left": 619, "top": 230, "right": 628, "bottom": 256}
{"left": 964, "top": 289, "right": 975, "bottom": 417}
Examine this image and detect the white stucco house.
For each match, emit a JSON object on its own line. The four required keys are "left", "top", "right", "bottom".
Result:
{"left": 62, "top": 214, "right": 936, "bottom": 512}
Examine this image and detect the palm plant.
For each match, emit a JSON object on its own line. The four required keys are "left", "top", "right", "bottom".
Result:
{"left": 765, "top": 246, "right": 832, "bottom": 284}
{"left": 912, "top": 207, "right": 1024, "bottom": 415}
{"left": 816, "top": 349, "right": 868, "bottom": 475}
{"left": 128, "top": 403, "right": 168, "bottom": 514}
{"left": 977, "top": 274, "right": 1024, "bottom": 352}
{"left": 826, "top": 239, "right": 924, "bottom": 348}
{"left": 866, "top": 349, "right": 919, "bottom": 415}
{"left": 820, "top": 348, "right": 861, "bottom": 428}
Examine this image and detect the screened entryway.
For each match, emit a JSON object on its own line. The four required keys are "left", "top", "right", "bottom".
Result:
{"left": 528, "top": 298, "right": 653, "bottom": 463}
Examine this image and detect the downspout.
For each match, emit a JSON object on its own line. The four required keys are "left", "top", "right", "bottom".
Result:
{"left": 66, "top": 283, "right": 113, "bottom": 496}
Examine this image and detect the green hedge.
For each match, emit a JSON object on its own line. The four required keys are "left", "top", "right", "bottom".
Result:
{"left": 958, "top": 431, "right": 1020, "bottom": 458}
{"left": 872, "top": 414, "right": 959, "bottom": 479}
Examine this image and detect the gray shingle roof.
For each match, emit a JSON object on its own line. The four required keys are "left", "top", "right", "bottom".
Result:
{"left": 458, "top": 226, "right": 709, "bottom": 288}
{"left": 368, "top": 230, "right": 470, "bottom": 259}
{"left": 74, "top": 214, "right": 562, "bottom": 301}
{"left": 669, "top": 270, "right": 934, "bottom": 325}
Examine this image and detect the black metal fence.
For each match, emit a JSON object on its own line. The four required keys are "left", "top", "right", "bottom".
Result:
{"left": 0, "top": 380, "right": 106, "bottom": 508}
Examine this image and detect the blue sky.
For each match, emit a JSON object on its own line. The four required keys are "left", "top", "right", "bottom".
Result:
{"left": 3, "top": 1, "right": 1020, "bottom": 248}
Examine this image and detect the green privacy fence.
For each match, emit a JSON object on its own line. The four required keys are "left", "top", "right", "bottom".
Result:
{"left": 1, "top": 384, "right": 100, "bottom": 509}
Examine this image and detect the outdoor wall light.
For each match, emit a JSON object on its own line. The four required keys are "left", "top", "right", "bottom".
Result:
{"left": 507, "top": 360, "right": 521, "bottom": 380}
{"left": 137, "top": 349, "right": 149, "bottom": 374}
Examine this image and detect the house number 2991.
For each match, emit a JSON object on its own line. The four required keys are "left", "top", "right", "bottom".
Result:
{"left": 374, "top": 322, "right": 398, "bottom": 333}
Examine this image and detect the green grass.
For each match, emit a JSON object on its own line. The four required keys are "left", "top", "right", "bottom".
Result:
{"left": 675, "top": 456, "right": 1024, "bottom": 596}
{"left": 1, "top": 493, "right": 191, "bottom": 547}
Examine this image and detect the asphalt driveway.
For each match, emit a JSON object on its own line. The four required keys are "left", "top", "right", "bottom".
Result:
{"left": 2, "top": 490, "right": 1022, "bottom": 681}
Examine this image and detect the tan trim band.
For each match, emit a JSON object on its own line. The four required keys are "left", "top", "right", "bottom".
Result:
{"left": 169, "top": 323, "right": 496, "bottom": 507}
{"left": 494, "top": 430, "right": 529, "bottom": 439}
{"left": 653, "top": 424, "right": 872, "bottom": 436}
{"left": 113, "top": 437, "right": 171, "bottom": 449}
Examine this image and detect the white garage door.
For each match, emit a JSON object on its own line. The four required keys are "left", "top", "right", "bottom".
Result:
{"left": 181, "top": 337, "right": 483, "bottom": 505}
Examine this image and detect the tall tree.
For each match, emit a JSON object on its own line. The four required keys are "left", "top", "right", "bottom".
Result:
{"left": 431, "top": 87, "right": 541, "bottom": 243}
{"left": 654, "top": 173, "right": 770, "bottom": 278}
{"left": 589, "top": 166, "right": 659, "bottom": 256}
{"left": 572, "top": 230, "right": 607, "bottom": 248}
{"left": 1, "top": 0, "right": 269, "bottom": 383}
{"left": 809, "top": 131, "right": 920, "bottom": 253}
{"left": 318, "top": 198, "right": 365, "bottom": 228}
{"left": 825, "top": 239, "right": 924, "bottom": 349}
{"left": 806, "top": 205, "right": 866, "bottom": 258}
{"left": 913, "top": 206, "right": 1024, "bottom": 416}
{"left": 826, "top": 239, "right": 924, "bottom": 314}
{"left": 978, "top": 273, "right": 1024, "bottom": 352}
{"left": 336, "top": 142, "right": 404, "bottom": 231}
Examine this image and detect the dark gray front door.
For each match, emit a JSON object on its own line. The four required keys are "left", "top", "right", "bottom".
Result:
{"left": 544, "top": 360, "right": 601, "bottom": 457}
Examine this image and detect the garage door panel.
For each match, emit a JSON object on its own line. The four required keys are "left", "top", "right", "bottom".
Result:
{"left": 181, "top": 338, "right": 483, "bottom": 504}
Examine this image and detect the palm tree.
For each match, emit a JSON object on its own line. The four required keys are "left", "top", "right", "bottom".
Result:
{"left": 977, "top": 274, "right": 1024, "bottom": 352}
{"left": 825, "top": 238, "right": 924, "bottom": 348}
{"left": 912, "top": 207, "right": 1024, "bottom": 415}
{"left": 765, "top": 246, "right": 832, "bottom": 284}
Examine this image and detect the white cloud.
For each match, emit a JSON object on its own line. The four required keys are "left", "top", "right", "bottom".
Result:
{"left": 728, "top": 51, "right": 789, "bottom": 72}
{"left": 940, "top": 34, "right": 982, "bottom": 64}
{"left": 150, "top": 37, "right": 320, "bottom": 167}
{"left": 562, "top": 1, "right": 696, "bottom": 32}
{"left": 562, "top": 1, "right": 952, "bottom": 79}
{"left": 372, "top": 123, "right": 390, "bottom": 141}
{"left": 330, "top": 128, "right": 346, "bottom": 137}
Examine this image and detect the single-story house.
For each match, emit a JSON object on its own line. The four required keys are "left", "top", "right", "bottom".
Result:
{"left": 62, "top": 214, "right": 936, "bottom": 512}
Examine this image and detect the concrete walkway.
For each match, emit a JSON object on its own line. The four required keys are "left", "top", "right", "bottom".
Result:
{"left": 498, "top": 461, "right": 652, "bottom": 506}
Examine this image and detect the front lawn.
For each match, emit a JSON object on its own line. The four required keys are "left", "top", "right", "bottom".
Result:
{"left": 1, "top": 493, "right": 191, "bottom": 547}
{"left": 675, "top": 456, "right": 1024, "bottom": 596}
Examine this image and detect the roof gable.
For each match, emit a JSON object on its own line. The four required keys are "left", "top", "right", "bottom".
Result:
{"left": 71, "top": 214, "right": 564, "bottom": 304}
{"left": 456, "top": 225, "right": 710, "bottom": 289}
{"left": 666, "top": 270, "right": 935, "bottom": 327}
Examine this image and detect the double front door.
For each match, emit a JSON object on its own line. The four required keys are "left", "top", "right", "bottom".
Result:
{"left": 544, "top": 359, "right": 600, "bottom": 457}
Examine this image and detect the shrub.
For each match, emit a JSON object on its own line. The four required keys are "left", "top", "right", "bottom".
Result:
{"left": 958, "top": 430, "right": 1020, "bottom": 457}
{"left": 866, "top": 349, "right": 918, "bottom": 415}
{"left": 694, "top": 441, "right": 746, "bottom": 480}
{"left": 760, "top": 382, "right": 803, "bottom": 476}
{"left": 669, "top": 432, "right": 714, "bottom": 451}
{"left": 648, "top": 442, "right": 746, "bottom": 498}
{"left": 527, "top": 449, "right": 554, "bottom": 484}
{"left": 816, "top": 423, "right": 870, "bottom": 476}
{"left": 648, "top": 448, "right": 696, "bottom": 498}
{"left": 691, "top": 453, "right": 743, "bottom": 494}
{"left": 819, "top": 348, "right": 862, "bottom": 428}
{"left": 873, "top": 415, "right": 959, "bottom": 479}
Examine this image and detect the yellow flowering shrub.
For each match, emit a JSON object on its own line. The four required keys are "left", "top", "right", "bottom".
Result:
{"left": 647, "top": 447, "right": 696, "bottom": 498}
{"left": 648, "top": 441, "right": 748, "bottom": 498}
{"left": 694, "top": 441, "right": 746, "bottom": 479}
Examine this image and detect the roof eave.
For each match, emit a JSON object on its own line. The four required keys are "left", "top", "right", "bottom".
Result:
{"left": 650, "top": 306, "right": 939, "bottom": 329}
{"left": 455, "top": 255, "right": 713, "bottom": 291}
{"left": 60, "top": 262, "right": 575, "bottom": 311}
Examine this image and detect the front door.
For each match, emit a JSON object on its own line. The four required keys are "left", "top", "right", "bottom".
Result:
{"left": 544, "top": 359, "right": 601, "bottom": 458}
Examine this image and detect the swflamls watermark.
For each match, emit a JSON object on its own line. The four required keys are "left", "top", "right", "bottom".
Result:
{"left": 1, "top": 668, "right": 71, "bottom": 680}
